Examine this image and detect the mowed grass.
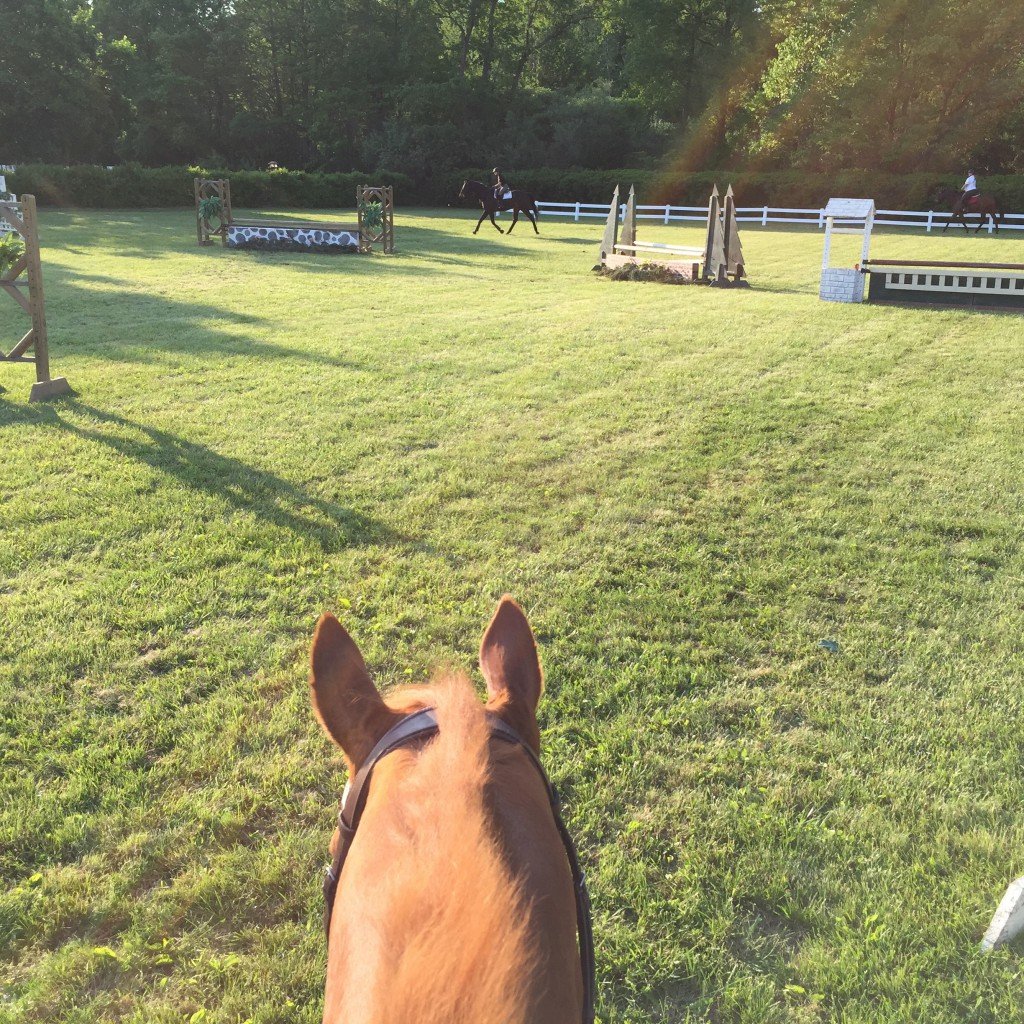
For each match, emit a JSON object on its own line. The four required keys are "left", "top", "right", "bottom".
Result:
{"left": 1, "top": 207, "right": 1023, "bottom": 1024}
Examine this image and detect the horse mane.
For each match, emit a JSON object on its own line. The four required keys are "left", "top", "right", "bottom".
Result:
{"left": 367, "top": 674, "right": 536, "bottom": 1024}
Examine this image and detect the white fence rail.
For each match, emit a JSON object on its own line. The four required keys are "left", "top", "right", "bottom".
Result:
{"left": 535, "top": 200, "right": 1024, "bottom": 234}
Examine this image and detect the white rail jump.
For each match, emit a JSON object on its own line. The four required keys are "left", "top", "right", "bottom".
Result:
{"left": 598, "top": 183, "right": 748, "bottom": 286}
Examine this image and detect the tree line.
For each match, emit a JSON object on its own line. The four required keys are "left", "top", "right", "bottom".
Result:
{"left": 4, "top": 0, "right": 1023, "bottom": 181}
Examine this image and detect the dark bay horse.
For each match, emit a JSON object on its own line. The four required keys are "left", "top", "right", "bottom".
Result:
{"left": 937, "top": 186, "right": 1001, "bottom": 234}
{"left": 310, "top": 596, "right": 590, "bottom": 1024}
{"left": 458, "top": 180, "right": 541, "bottom": 235}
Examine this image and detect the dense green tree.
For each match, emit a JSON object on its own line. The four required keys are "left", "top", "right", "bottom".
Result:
{"left": 4, "top": 0, "right": 1024, "bottom": 176}
{"left": 0, "top": 0, "right": 125, "bottom": 164}
{"left": 728, "top": 0, "right": 1024, "bottom": 172}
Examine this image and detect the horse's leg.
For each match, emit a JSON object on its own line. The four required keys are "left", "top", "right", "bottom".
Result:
{"left": 529, "top": 208, "right": 539, "bottom": 234}
{"left": 507, "top": 208, "right": 520, "bottom": 233}
{"left": 474, "top": 208, "right": 488, "bottom": 234}
{"left": 489, "top": 210, "right": 504, "bottom": 234}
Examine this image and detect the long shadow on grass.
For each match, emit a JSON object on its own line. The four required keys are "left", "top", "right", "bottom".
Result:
{"left": 37, "top": 270, "right": 366, "bottom": 369}
{"left": 0, "top": 400, "right": 394, "bottom": 551}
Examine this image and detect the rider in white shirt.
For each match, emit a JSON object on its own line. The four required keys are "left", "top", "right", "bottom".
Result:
{"left": 962, "top": 170, "right": 979, "bottom": 204}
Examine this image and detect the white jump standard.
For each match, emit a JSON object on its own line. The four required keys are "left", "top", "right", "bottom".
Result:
{"left": 819, "top": 198, "right": 874, "bottom": 303}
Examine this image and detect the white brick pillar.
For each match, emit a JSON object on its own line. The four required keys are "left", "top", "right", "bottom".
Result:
{"left": 820, "top": 267, "right": 866, "bottom": 303}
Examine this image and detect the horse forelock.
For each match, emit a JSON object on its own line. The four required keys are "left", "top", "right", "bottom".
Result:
{"left": 334, "top": 674, "right": 537, "bottom": 1024}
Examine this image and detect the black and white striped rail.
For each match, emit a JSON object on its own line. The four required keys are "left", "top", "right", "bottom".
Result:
{"left": 861, "top": 259, "right": 1024, "bottom": 309}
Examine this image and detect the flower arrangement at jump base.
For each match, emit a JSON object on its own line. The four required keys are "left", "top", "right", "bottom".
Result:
{"left": 595, "top": 260, "right": 690, "bottom": 284}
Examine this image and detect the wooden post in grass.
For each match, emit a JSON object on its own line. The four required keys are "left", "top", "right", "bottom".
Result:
{"left": 194, "top": 178, "right": 232, "bottom": 246}
{"left": 703, "top": 185, "right": 720, "bottom": 280}
{"left": 356, "top": 185, "right": 395, "bottom": 254}
{"left": 982, "top": 877, "right": 1024, "bottom": 950}
{"left": 703, "top": 185, "right": 726, "bottom": 282}
{"left": 620, "top": 185, "right": 637, "bottom": 252}
{"left": 723, "top": 184, "right": 746, "bottom": 282}
{"left": 599, "top": 185, "right": 620, "bottom": 263}
{"left": 0, "top": 194, "right": 72, "bottom": 401}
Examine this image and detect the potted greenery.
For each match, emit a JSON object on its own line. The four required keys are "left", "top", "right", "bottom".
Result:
{"left": 359, "top": 199, "right": 384, "bottom": 234}
{"left": 0, "top": 232, "right": 24, "bottom": 278}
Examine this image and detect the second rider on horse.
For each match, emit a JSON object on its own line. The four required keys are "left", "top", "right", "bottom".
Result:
{"left": 961, "top": 169, "right": 980, "bottom": 209}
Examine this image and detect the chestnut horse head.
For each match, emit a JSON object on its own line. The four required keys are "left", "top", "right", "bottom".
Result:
{"left": 310, "top": 596, "right": 591, "bottom": 1024}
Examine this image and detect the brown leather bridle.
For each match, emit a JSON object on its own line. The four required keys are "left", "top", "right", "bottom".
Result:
{"left": 322, "top": 706, "right": 596, "bottom": 1024}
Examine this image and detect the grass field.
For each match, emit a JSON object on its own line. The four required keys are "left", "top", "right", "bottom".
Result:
{"left": 2, "top": 207, "right": 1023, "bottom": 1024}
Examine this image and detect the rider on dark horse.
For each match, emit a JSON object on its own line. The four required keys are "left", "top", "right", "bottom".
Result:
{"left": 492, "top": 168, "right": 511, "bottom": 203}
{"left": 960, "top": 169, "right": 980, "bottom": 211}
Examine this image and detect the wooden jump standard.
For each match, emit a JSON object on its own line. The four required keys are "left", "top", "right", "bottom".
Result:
{"left": 0, "top": 194, "right": 72, "bottom": 401}
{"left": 195, "top": 178, "right": 394, "bottom": 254}
{"left": 599, "top": 183, "right": 748, "bottom": 286}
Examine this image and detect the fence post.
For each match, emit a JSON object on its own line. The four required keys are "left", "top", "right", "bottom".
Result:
{"left": 926, "top": 210, "right": 933, "bottom": 233}
{"left": 988, "top": 215, "right": 994, "bottom": 235}
{"left": 574, "top": 201, "right": 580, "bottom": 223}
{"left": 762, "top": 205, "right": 768, "bottom": 226}
{"left": 818, "top": 208, "right": 825, "bottom": 229}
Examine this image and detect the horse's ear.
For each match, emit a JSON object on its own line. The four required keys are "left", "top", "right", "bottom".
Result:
{"left": 480, "top": 596, "right": 543, "bottom": 749}
{"left": 310, "top": 613, "right": 401, "bottom": 770}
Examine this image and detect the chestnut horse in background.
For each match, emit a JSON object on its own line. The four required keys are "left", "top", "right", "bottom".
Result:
{"left": 310, "top": 596, "right": 589, "bottom": 1024}
{"left": 936, "top": 186, "right": 1002, "bottom": 234}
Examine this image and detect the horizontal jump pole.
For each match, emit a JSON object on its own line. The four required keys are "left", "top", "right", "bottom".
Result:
{"left": 231, "top": 219, "right": 359, "bottom": 231}
{"left": 617, "top": 242, "right": 705, "bottom": 256}
{"left": 863, "top": 259, "right": 1024, "bottom": 271}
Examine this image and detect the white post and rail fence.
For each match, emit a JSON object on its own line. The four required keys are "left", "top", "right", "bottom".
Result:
{"left": 534, "top": 201, "right": 1024, "bottom": 233}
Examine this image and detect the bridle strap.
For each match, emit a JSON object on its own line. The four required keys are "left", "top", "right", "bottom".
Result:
{"left": 323, "top": 707, "right": 596, "bottom": 1024}
{"left": 487, "top": 717, "right": 596, "bottom": 1024}
{"left": 342, "top": 707, "right": 441, "bottom": 834}
{"left": 323, "top": 708, "right": 440, "bottom": 934}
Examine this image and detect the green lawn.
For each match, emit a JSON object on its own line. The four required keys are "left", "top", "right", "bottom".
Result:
{"left": 2, "top": 207, "right": 1023, "bottom": 1024}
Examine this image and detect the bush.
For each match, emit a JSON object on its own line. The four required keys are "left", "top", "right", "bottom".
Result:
{"left": 8, "top": 164, "right": 417, "bottom": 208}
{"left": 8, "top": 163, "right": 1024, "bottom": 212}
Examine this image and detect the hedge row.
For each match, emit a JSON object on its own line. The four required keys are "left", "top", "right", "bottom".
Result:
{"left": 7, "top": 163, "right": 1024, "bottom": 212}
{"left": 6, "top": 164, "right": 416, "bottom": 209}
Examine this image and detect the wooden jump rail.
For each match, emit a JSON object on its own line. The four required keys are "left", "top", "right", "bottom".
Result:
{"left": 0, "top": 194, "right": 72, "bottom": 401}
{"left": 864, "top": 258, "right": 1024, "bottom": 270}
{"left": 614, "top": 242, "right": 705, "bottom": 256}
{"left": 820, "top": 198, "right": 1024, "bottom": 309}
{"left": 228, "top": 217, "right": 360, "bottom": 230}
{"left": 194, "top": 179, "right": 394, "bottom": 254}
{"left": 861, "top": 258, "right": 1024, "bottom": 309}
{"left": 599, "top": 183, "right": 748, "bottom": 286}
